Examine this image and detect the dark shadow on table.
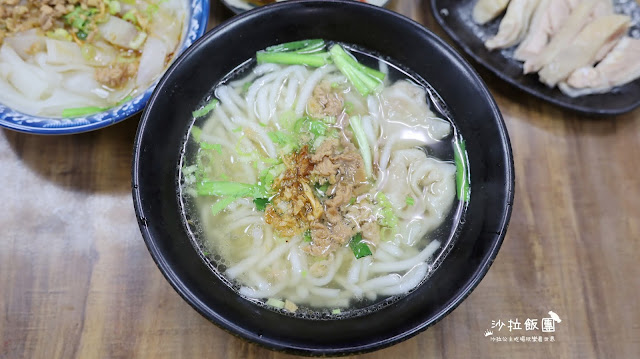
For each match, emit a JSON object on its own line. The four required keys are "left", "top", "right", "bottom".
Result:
{"left": 2, "top": 114, "right": 141, "bottom": 195}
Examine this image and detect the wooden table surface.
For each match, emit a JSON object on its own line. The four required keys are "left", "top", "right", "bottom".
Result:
{"left": 1, "top": 1, "right": 639, "bottom": 358}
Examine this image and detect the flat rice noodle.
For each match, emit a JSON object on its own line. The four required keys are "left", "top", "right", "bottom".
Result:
{"left": 148, "top": 8, "right": 183, "bottom": 53}
{"left": 46, "top": 39, "right": 85, "bottom": 65}
{"left": 98, "top": 16, "right": 140, "bottom": 50}
{"left": 62, "top": 71, "right": 104, "bottom": 98}
{"left": 4, "top": 29, "right": 46, "bottom": 60}
{"left": 0, "top": 45, "right": 50, "bottom": 100}
{"left": 136, "top": 37, "right": 167, "bottom": 87}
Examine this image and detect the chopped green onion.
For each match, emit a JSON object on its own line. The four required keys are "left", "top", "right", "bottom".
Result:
{"left": 376, "top": 192, "right": 398, "bottom": 230}
{"left": 46, "top": 28, "right": 73, "bottom": 41}
{"left": 128, "top": 31, "right": 147, "bottom": 50}
{"left": 76, "top": 31, "right": 88, "bottom": 40}
{"left": 192, "top": 99, "right": 219, "bottom": 118}
{"left": 266, "top": 298, "right": 285, "bottom": 309}
{"left": 210, "top": 197, "right": 236, "bottom": 215}
{"left": 115, "top": 95, "right": 133, "bottom": 106}
{"left": 349, "top": 115, "right": 372, "bottom": 178}
{"left": 265, "top": 39, "right": 325, "bottom": 53}
{"left": 107, "top": 0, "right": 121, "bottom": 14}
{"left": 316, "top": 182, "right": 329, "bottom": 194}
{"left": 122, "top": 10, "right": 138, "bottom": 24}
{"left": 406, "top": 196, "right": 415, "bottom": 206}
{"left": 191, "top": 126, "right": 202, "bottom": 142}
{"left": 232, "top": 126, "right": 242, "bottom": 133}
{"left": 201, "top": 142, "right": 222, "bottom": 154}
{"left": 349, "top": 197, "right": 356, "bottom": 205}
{"left": 332, "top": 309, "right": 341, "bottom": 315}
{"left": 303, "top": 229, "right": 312, "bottom": 242}
{"left": 454, "top": 138, "right": 470, "bottom": 202}
{"left": 301, "top": 270, "right": 307, "bottom": 278}
{"left": 349, "top": 233, "right": 372, "bottom": 259}
{"left": 256, "top": 51, "right": 330, "bottom": 67}
{"left": 253, "top": 198, "right": 270, "bottom": 211}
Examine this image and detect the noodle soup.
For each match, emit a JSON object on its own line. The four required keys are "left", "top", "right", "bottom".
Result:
{"left": 180, "top": 40, "right": 470, "bottom": 317}
{"left": 0, "top": 0, "right": 186, "bottom": 118}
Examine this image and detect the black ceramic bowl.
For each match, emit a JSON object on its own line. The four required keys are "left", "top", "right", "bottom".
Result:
{"left": 132, "top": 0, "right": 514, "bottom": 355}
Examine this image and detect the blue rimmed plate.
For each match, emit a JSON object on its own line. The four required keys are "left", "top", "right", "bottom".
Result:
{"left": 0, "top": 0, "right": 209, "bottom": 134}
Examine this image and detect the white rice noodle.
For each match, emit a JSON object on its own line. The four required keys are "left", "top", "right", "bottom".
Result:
{"left": 226, "top": 254, "right": 262, "bottom": 279}
{"left": 360, "top": 273, "right": 402, "bottom": 292}
{"left": 379, "top": 241, "right": 403, "bottom": 257}
{"left": 253, "top": 63, "right": 281, "bottom": 76}
{"left": 371, "top": 240, "right": 440, "bottom": 273}
{"left": 306, "top": 250, "right": 344, "bottom": 286}
{"left": 378, "top": 262, "right": 428, "bottom": 296}
{"left": 359, "top": 256, "right": 373, "bottom": 283}
{"left": 239, "top": 279, "right": 288, "bottom": 299}
{"left": 216, "top": 85, "right": 247, "bottom": 120}
{"left": 335, "top": 277, "right": 364, "bottom": 299}
{"left": 294, "top": 65, "right": 335, "bottom": 117}
{"left": 225, "top": 215, "right": 263, "bottom": 233}
{"left": 288, "top": 247, "right": 305, "bottom": 284}
{"left": 309, "top": 287, "right": 341, "bottom": 298}
{"left": 136, "top": 37, "right": 167, "bottom": 87}
{"left": 256, "top": 239, "right": 298, "bottom": 270}
{"left": 228, "top": 117, "right": 277, "bottom": 158}
{"left": 346, "top": 259, "right": 361, "bottom": 284}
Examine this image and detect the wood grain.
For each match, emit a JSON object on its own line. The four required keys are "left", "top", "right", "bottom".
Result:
{"left": 1, "top": 1, "right": 639, "bottom": 358}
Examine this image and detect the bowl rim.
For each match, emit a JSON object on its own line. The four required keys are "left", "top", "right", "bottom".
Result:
{"left": 132, "top": 0, "right": 514, "bottom": 355}
{"left": 0, "top": 0, "right": 210, "bottom": 135}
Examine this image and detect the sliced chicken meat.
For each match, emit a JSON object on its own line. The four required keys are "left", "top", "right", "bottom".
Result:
{"left": 514, "top": 0, "right": 580, "bottom": 61}
{"left": 473, "top": 0, "right": 511, "bottom": 24}
{"left": 538, "top": 14, "right": 630, "bottom": 87}
{"left": 485, "top": 0, "right": 540, "bottom": 50}
{"left": 559, "top": 37, "right": 640, "bottom": 97}
{"left": 523, "top": 0, "right": 598, "bottom": 74}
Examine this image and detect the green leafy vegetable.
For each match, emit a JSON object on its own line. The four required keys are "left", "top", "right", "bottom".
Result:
{"left": 453, "top": 138, "right": 470, "bottom": 202}
{"left": 201, "top": 142, "right": 222, "bottom": 154}
{"left": 253, "top": 198, "right": 270, "bottom": 211}
{"left": 210, "top": 197, "right": 237, "bottom": 215}
{"left": 197, "top": 181, "right": 267, "bottom": 198}
{"left": 349, "top": 233, "right": 372, "bottom": 259}
{"left": 376, "top": 193, "right": 398, "bottom": 230}
{"left": 349, "top": 115, "right": 372, "bottom": 178}
{"left": 61, "top": 106, "right": 105, "bottom": 118}
{"left": 256, "top": 51, "right": 330, "bottom": 67}
{"left": 332, "top": 309, "right": 341, "bottom": 315}
{"left": 192, "top": 99, "right": 219, "bottom": 118}
{"left": 406, "top": 196, "right": 415, "bottom": 206}
{"left": 329, "top": 44, "right": 384, "bottom": 96}
{"left": 61, "top": 95, "right": 133, "bottom": 118}
{"left": 265, "top": 39, "right": 325, "bottom": 53}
